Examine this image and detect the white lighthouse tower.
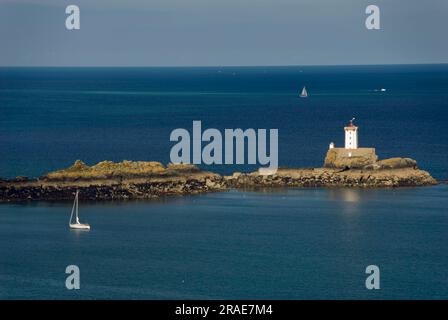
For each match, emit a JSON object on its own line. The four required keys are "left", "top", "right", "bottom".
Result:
{"left": 324, "top": 118, "right": 378, "bottom": 168}
{"left": 344, "top": 117, "right": 358, "bottom": 149}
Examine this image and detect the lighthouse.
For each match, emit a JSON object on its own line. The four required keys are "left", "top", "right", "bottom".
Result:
{"left": 324, "top": 118, "right": 378, "bottom": 169}
{"left": 344, "top": 118, "right": 358, "bottom": 149}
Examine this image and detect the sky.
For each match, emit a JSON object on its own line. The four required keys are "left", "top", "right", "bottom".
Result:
{"left": 0, "top": 0, "right": 447, "bottom": 66}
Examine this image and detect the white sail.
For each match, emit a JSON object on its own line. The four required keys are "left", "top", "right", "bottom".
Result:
{"left": 299, "top": 86, "right": 308, "bottom": 98}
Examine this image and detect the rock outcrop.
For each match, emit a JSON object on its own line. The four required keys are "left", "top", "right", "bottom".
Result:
{"left": 225, "top": 167, "right": 437, "bottom": 189}
{"left": 324, "top": 148, "right": 378, "bottom": 169}
{"left": 324, "top": 148, "right": 419, "bottom": 171}
{"left": 45, "top": 160, "right": 168, "bottom": 180}
{"left": 364, "top": 157, "right": 417, "bottom": 170}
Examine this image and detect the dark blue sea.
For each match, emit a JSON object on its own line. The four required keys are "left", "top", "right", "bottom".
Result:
{"left": 0, "top": 65, "right": 447, "bottom": 299}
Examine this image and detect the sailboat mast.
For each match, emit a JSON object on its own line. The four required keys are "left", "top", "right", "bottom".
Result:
{"left": 69, "top": 191, "right": 76, "bottom": 224}
{"left": 75, "top": 190, "right": 79, "bottom": 223}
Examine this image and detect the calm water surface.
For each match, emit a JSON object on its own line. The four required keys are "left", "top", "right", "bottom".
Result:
{"left": 0, "top": 186, "right": 447, "bottom": 299}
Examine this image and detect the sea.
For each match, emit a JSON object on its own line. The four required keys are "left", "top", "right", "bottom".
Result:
{"left": 0, "top": 65, "right": 447, "bottom": 299}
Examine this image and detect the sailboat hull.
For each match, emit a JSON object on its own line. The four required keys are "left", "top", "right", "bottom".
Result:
{"left": 69, "top": 223, "right": 90, "bottom": 230}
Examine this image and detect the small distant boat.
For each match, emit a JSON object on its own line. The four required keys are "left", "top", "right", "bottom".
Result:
{"left": 380, "top": 88, "right": 386, "bottom": 92}
{"left": 299, "top": 86, "right": 308, "bottom": 98}
{"left": 69, "top": 190, "right": 90, "bottom": 230}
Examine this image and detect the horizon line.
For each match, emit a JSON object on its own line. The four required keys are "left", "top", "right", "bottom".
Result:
{"left": 0, "top": 62, "right": 447, "bottom": 68}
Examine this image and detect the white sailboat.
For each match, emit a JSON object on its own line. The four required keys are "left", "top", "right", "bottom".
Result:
{"left": 299, "top": 86, "right": 308, "bottom": 98}
{"left": 69, "top": 190, "right": 90, "bottom": 230}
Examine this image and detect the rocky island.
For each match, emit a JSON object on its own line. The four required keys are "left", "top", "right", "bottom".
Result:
{"left": 0, "top": 160, "right": 227, "bottom": 202}
{"left": 0, "top": 120, "right": 438, "bottom": 202}
{"left": 0, "top": 156, "right": 437, "bottom": 202}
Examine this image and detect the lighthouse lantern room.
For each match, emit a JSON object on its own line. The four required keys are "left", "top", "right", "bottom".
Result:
{"left": 344, "top": 118, "right": 358, "bottom": 149}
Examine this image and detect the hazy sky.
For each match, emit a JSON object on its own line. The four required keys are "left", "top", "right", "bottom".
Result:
{"left": 0, "top": 0, "right": 447, "bottom": 66}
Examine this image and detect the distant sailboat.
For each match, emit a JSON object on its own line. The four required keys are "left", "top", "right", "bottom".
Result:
{"left": 69, "top": 190, "right": 90, "bottom": 230}
{"left": 299, "top": 86, "right": 308, "bottom": 98}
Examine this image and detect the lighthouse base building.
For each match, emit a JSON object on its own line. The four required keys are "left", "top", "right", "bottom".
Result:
{"left": 324, "top": 119, "right": 378, "bottom": 169}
